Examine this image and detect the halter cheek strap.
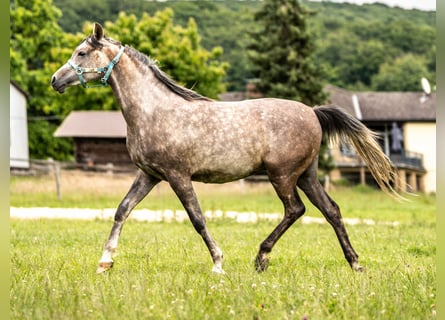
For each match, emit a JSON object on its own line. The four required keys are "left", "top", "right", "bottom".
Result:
{"left": 68, "top": 46, "right": 125, "bottom": 88}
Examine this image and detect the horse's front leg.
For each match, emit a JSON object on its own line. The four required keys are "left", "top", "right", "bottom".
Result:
{"left": 167, "top": 174, "right": 225, "bottom": 274}
{"left": 97, "top": 170, "right": 160, "bottom": 273}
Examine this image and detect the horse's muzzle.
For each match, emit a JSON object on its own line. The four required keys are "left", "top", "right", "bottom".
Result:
{"left": 51, "top": 75, "right": 66, "bottom": 93}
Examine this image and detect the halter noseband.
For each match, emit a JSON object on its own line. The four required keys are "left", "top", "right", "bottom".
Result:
{"left": 68, "top": 46, "right": 125, "bottom": 88}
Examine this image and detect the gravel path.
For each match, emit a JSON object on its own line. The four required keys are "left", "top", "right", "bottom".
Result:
{"left": 10, "top": 207, "right": 399, "bottom": 226}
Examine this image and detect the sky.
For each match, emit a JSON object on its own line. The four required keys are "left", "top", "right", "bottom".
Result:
{"left": 309, "top": 0, "right": 436, "bottom": 11}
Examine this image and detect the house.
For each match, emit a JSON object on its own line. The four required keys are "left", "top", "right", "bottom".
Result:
{"left": 220, "top": 85, "right": 436, "bottom": 193}
{"left": 54, "top": 111, "right": 133, "bottom": 168}
{"left": 10, "top": 81, "right": 29, "bottom": 169}
{"left": 325, "top": 85, "right": 436, "bottom": 193}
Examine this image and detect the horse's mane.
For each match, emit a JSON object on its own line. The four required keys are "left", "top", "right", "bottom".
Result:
{"left": 84, "top": 35, "right": 211, "bottom": 101}
{"left": 123, "top": 45, "right": 212, "bottom": 102}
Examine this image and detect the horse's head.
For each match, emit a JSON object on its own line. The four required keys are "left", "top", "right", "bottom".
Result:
{"left": 51, "top": 23, "right": 124, "bottom": 93}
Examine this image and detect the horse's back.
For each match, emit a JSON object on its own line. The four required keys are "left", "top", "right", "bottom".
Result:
{"left": 209, "top": 98, "right": 322, "bottom": 175}
{"left": 128, "top": 97, "right": 322, "bottom": 183}
{"left": 217, "top": 98, "right": 322, "bottom": 147}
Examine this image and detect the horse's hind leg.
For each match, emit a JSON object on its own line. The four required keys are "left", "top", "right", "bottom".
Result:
{"left": 297, "top": 161, "right": 364, "bottom": 272}
{"left": 255, "top": 174, "right": 305, "bottom": 272}
{"left": 97, "top": 170, "right": 160, "bottom": 273}
{"left": 167, "top": 175, "right": 224, "bottom": 274}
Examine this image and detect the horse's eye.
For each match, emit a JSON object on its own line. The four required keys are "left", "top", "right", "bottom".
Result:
{"left": 78, "top": 51, "right": 87, "bottom": 57}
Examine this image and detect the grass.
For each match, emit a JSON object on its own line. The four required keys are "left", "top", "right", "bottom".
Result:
{"left": 10, "top": 171, "right": 436, "bottom": 319}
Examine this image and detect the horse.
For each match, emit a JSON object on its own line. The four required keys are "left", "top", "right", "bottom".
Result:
{"left": 51, "top": 23, "right": 398, "bottom": 274}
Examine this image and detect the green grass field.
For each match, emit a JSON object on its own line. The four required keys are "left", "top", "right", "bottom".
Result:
{"left": 10, "top": 171, "right": 436, "bottom": 319}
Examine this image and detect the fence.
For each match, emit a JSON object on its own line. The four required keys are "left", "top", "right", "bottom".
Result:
{"left": 10, "top": 158, "right": 138, "bottom": 201}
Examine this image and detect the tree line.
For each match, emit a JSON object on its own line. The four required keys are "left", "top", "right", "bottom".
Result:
{"left": 52, "top": 0, "right": 436, "bottom": 92}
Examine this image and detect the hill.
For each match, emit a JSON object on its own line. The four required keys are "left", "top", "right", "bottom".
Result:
{"left": 53, "top": 0, "right": 436, "bottom": 91}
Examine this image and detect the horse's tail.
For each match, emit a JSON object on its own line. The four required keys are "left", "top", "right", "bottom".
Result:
{"left": 314, "top": 105, "right": 401, "bottom": 198}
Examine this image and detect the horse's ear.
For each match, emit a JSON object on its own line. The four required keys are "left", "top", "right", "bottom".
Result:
{"left": 93, "top": 22, "right": 104, "bottom": 41}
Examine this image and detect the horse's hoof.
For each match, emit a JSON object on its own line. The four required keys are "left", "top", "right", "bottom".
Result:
{"left": 352, "top": 262, "right": 365, "bottom": 272}
{"left": 212, "top": 265, "right": 226, "bottom": 275}
{"left": 96, "top": 261, "right": 114, "bottom": 274}
{"left": 255, "top": 256, "right": 269, "bottom": 272}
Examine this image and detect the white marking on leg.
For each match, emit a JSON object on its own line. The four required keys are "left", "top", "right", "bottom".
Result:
{"left": 212, "top": 264, "right": 225, "bottom": 274}
{"left": 99, "top": 250, "right": 113, "bottom": 264}
{"left": 211, "top": 247, "right": 225, "bottom": 274}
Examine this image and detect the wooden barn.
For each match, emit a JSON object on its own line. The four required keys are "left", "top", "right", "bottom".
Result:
{"left": 54, "top": 111, "right": 134, "bottom": 168}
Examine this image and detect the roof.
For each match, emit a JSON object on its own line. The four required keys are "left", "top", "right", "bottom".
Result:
{"left": 54, "top": 111, "right": 126, "bottom": 138}
{"left": 10, "top": 81, "right": 29, "bottom": 100}
{"left": 325, "top": 85, "right": 436, "bottom": 122}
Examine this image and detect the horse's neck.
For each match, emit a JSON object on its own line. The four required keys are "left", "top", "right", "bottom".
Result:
{"left": 109, "top": 55, "right": 179, "bottom": 120}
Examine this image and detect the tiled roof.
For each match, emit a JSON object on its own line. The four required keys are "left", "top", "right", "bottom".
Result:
{"left": 325, "top": 85, "right": 436, "bottom": 122}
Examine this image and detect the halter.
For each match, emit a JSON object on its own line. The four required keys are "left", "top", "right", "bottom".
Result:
{"left": 68, "top": 46, "right": 125, "bottom": 88}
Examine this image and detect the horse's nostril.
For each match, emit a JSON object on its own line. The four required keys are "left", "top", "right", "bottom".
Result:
{"left": 51, "top": 75, "right": 56, "bottom": 84}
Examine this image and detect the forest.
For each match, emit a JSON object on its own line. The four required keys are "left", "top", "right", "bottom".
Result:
{"left": 52, "top": 0, "right": 436, "bottom": 91}
{"left": 10, "top": 0, "right": 436, "bottom": 160}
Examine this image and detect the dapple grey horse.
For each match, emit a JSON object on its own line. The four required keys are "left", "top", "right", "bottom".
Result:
{"left": 51, "top": 23, "right": 398, "bottom": 274}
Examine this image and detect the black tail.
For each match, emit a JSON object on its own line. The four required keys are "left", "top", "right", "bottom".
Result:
{"left": 314, "top": 105, "right": 400, "bottom": 198}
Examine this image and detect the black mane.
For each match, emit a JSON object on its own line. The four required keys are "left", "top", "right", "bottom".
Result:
{"left": 124, "top": 45, "right": 212, "bottom": 102}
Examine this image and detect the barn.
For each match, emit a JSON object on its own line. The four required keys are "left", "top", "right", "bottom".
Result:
{"left": 10, "top": 81, "right": 29, "bottom": 169}
{"left": 54, "top": 111, "right": 134, "bottom": 168}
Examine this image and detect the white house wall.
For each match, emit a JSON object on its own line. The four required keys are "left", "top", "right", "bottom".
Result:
{"left": 10, "top": 84, "right": 29, "bottom": 168}
{"left": 403, "top": 122, "right": 436, "bottom": 193}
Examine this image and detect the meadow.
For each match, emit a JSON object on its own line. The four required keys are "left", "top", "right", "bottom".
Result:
{"left": 10, "top": 171, "right": 436, "bottom": 319}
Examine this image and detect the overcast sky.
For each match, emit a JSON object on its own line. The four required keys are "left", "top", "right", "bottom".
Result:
{"left": 309, "top": 0, "right": 436, "bottom": 11}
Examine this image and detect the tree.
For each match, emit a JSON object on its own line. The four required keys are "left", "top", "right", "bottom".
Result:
{"left": 248, "top": 0, "right": 332, "bottom": 175}
{"left": 371, "top": 54, "right": 431, "bottom": 91}
{"left": 11, "top": 2, "right": 228, "bottom": 160}
{"left": 248, "top": 0, "right": 326, "bottom": 106}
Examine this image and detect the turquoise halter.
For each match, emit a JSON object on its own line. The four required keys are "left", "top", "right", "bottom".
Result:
{"left": 67, "top": 46, "right": 125, "bottom": 88}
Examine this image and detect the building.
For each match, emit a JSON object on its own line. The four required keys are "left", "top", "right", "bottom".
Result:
{"left": 10, "top": 81, "right": 29, "bottom": 169}
{"left": 325, "top": 85, "right": 436, "bottom": 193}
{"left": 220, "top": 85, "right": 436, "bottom": 193}
{"left": 54, "top": 111, "right": 133, "bottom": 168}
